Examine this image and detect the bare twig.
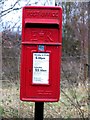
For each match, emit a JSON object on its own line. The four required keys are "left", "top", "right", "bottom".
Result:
{"left": 61, "top": 89, "right": 85, "bottom": 119}
{"left": 1, "top": 0, "right": 21, "bottom": 14}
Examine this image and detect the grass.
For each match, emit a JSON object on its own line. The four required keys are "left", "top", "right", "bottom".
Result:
{"left": 0, "top": 80, "right": 89, "bottom": 119}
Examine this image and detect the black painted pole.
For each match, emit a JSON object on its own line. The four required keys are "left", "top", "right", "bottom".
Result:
{"left": 88, "top": 1, "right": 90, "bottom": 118}
{"left": 34, "top": 102, "right": 44, "bottom": 120}
{"left": 88, "top": 2, "right": 90, "bottom": 78}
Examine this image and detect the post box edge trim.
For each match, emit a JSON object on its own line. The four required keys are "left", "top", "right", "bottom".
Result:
{"left": 21, "top": 42, "right": 62, "bottom": 46}
{"left": 25, "top": 18, "right": 60, "bottom": 25}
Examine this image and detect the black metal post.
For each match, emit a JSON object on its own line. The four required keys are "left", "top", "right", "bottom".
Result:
{"left": 34, "top": 102, "right": 44, "bottom": 120}
{"left": 88, "top": 2, "right": 90, "bottom": 118}
{"left": 88, "top": 2, "right": 90, "bottom": 78}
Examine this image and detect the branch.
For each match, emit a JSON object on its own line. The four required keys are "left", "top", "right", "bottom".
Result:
{"left": 1, "top": 7, "right": 22, "bottom": 17}
{"left": 1, "top": 0, "right": 21, "bottom": 13}
{"left": 61, "top": 89, "right": 85, "bottom": 119}
{"left": 1, "top": 0, "right": 21, "bottom": 17}
{"left": 1, "top": 0, "right": 39, "bottom": 17}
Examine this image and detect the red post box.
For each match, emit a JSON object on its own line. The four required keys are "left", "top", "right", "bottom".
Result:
{"left": 20, "top": 6, "right": 62, "bottom": 102}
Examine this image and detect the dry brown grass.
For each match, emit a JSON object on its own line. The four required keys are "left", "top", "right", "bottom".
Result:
{"left": 0, "top": 79, "right": 89, "bottom": 119}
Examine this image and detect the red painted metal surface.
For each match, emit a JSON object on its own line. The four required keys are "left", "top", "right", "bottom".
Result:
{"left": 20, "top": 6, "right": 62, "bottom": 102}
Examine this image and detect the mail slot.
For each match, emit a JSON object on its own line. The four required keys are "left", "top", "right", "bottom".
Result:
{"left": 20, "top": 6, "right": 62, "bottom": 102}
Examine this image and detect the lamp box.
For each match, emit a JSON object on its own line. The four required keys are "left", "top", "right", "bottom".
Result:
{"left": 20, "top": 6, "right": 62, "bottom": 102}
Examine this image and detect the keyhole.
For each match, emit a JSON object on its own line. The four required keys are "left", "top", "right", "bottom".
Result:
{"left": 29, "top": 69, "right": 31, "bottom": 72}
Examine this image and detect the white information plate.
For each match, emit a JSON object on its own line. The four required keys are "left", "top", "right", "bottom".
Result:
{"left": 33, "top": 53, "right": 49, "bottom": 84}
